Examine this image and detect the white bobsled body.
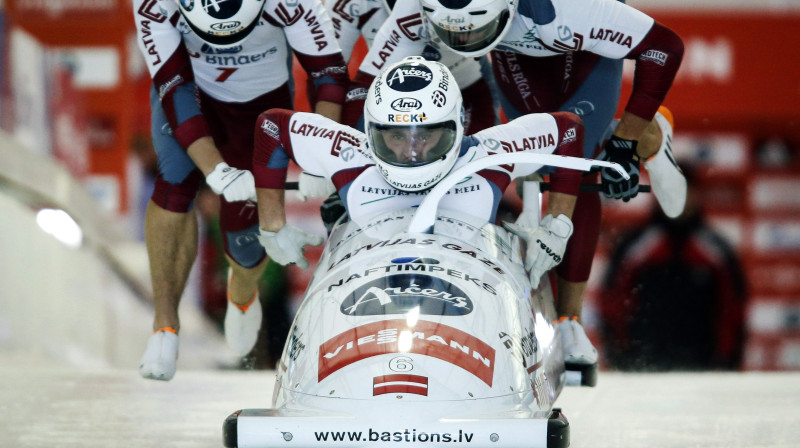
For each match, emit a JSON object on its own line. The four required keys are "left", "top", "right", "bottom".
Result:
{"left": 224, "top": 153, "right": 624, "bottom": 447}
{"left": 275, "top": 208, "right": 565, "bottom": 418}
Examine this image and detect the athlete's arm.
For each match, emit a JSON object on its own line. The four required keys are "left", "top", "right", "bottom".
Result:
{"left": 614, "top": 21, "right": 683, "bottom": 138}
{"left": 134, "top": 0, "right": 225, "bottom": 174}
{"left": 271, "top": 0, "right": 350, "bottom": 121}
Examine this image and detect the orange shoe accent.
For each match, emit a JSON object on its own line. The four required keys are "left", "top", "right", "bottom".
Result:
{"left": 555, "top": 315, "right": 579, "bottom": 324}
{"left": 226, "top": 267, "right": 258, "bottom": 312}
{"left": 155, "top": 327, "right": 177, "bottom": 334}
{"left": 657, "top": 105, "right": 674, "bottom": 129}
{"left": 228, "top": 289, "right": 258, "bottom": 313}
{"left": 645, "top": 106, "right": 676, "bottom": 164}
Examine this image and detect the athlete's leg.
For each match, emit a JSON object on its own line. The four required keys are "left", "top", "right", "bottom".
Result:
{"left": 553, "top": 56, "right": 622, "bottom": 315}
{"left": 201, "top": 86, "right": 292, "bottom": 356}
{"left": 140, "top": 88, "right": 205, "bottom": 381}
{"left": 146, "top": 203, "right": 198, "bottom": 332}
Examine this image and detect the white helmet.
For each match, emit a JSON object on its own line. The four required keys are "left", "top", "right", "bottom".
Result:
{"left": 418, "top": 0, "right": 517, "bottom": 58}
{"left": 382, "top": 0, "right": 397, "bottom": 12}
{"left": 364, "top": 56, "right": 464, "bottom": 192}
{"left": 176, "top": 0, "right": 266, "bottom": 47}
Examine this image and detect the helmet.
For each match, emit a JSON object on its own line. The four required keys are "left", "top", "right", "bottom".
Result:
{"left": 382, "top": 0, "right": 397, "bottom": 12}
{"left": 176, "top": 0, "right": 266, "bottom": 47}
{"left": 418, "top": 0, "right": 517, "bottom": 58}
{"left": 364, "top": 56, "right": 464, "bottom": 192}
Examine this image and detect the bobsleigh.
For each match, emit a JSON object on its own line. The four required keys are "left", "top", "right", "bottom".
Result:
{"left": 223, "top": 153, "right": 626, "bottom": 448}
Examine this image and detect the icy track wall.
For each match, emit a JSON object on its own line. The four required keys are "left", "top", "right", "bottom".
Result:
{"left": 0, "top": 131, "right": 158, "bottom": 367}
{"left": 0, "top": 130, "right": 209, "bottom": 369}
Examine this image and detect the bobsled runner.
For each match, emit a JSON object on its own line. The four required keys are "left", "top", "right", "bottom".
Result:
{"left": 223, "top": 153, "right": 627, "bottom": 448}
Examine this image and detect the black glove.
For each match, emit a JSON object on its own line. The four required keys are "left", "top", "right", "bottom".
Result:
{"left": 599, "top": 135, "right": 640, "bottom": 202}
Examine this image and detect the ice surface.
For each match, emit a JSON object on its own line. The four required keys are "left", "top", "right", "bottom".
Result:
{"left": 1, "top": 357, "right": 798, "bottom": 447}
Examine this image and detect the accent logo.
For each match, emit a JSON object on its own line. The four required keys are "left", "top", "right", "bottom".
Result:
{"left": 386, "top": 65, "right": 433, "bottom": 92}
{"left": 202, "top": 0, "right": 241, "bottom": 20}
{"left": 340, "top": 274, "right": 472, "bottom": 316}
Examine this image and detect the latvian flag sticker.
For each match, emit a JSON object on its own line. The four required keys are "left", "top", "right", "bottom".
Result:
{"left": 373, "top": 374, "right": 428, "bottom": 396}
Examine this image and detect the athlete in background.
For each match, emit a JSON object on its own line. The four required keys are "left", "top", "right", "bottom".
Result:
{"left": 134, "top": 0, "right": 348, "bottom": 381}
{"left": 328, "top": 0, "right": 497, "bottom": 135}
{"left": 345, "top": 0, "right": 685, "bottom": 374}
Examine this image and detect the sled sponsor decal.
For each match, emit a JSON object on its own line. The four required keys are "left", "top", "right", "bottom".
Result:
{"left": 340, "top": 274, "right": 473, "bottom": 316}
{"left": 328, "top": 263, "right": 495, "bottom": 296}
{"left": 373, "top": 374, "right": 428, "bottom": 396}
{"left": 532, "top": 371, "right": 550, "bottom": 409}
{"left": 314, "top": 428, "right": 474, "bottom": 443}
{"left": 288, "top": 327, "right": 306, "bottom": 361}
{"left": 498, "top": 329, "right": 538, "bottom": 371}
{"left": 319, "top": 319, "right": 495, "bottom": 386}
{"left": 329, "top": 237, "right": 436, "bottom": 269}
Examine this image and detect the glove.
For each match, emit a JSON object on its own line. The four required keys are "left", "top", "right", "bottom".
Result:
{"left": 297, "top": 171, "right": 336, "bottom": 202}
{"left": 206, "top": 162, "right": 256, "bottom": 202}
{"left": 257, "top": 225, "right": 324, "bottom": 269}
{"left": 599, "top": 135, "right": 640, "bottom": 202}
{"left": 503, "top": 214, "right": 573, "bottom": 289}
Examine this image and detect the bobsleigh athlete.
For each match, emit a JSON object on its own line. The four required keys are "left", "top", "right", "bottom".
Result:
{"left": 342, "top": 0, "right": 686, "bottom": 375}
{"left": 252, "top": 57, "right": 597, "bottom": 373}
{"left": 134, "top": 0, "right": 348, "bottom": 381}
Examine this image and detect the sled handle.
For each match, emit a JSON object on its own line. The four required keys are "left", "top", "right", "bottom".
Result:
{"left": 538, "top": 183, "right": 651, "bottom": 192}
{"left": 408, "top": 152, "right": 626, "bottom": 233}
{"left": 281, "top": 182, "right": 650, "bottom": 192}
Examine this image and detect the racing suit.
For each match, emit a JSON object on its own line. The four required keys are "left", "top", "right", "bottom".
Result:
{"left": 342, "top": 0, "right": 683, "bottom": 283}
{"left": 252, "top": 109, "right": 587, "bottom": 279}
{"left": 134, "top": 0, "right": 349, "bottom": 265}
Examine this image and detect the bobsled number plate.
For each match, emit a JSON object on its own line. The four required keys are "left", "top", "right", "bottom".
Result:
{"left": 233, "top": 411, "right": 552, "bottom": 448}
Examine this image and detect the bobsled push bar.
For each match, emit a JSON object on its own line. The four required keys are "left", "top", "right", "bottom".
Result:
{"left": 282, "top": 182, "right": 650, "bottom": 193}
{"left": 408, "top": 152, "right": 627, "bottom": 233}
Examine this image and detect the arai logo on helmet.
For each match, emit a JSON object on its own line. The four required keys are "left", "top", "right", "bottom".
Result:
{"left": 201, "top": 0, "right": 242, "bottom": 20}
{"left": 385, "top": 65, "right": 433, "bottom": 92}
{"left": 210, "top": 21, "right": 242, "bottom": 32}
{"left": 390, "top": 97, "right": 422, "bottom": 112}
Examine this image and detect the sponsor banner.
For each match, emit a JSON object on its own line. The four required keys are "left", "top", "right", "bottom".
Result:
{"left": 51, "top": 66, "right": 89, "bottom": 177}
{"left": 753, "top": 220, "right": 800, "bottom": 253}
{"left": 751, "top": 178, "right": 800, "bottom": 212}
{"left": 670, "top": 134, "right": 749, "bottom": 173}
{"left": 744, "top": 336, "right": 800, "bottom": 371}
{"left": 747, "top": 299, "right": 800, "bottom": 334}
{"left": 7, "top": 0, "right": 120, "bottom": 20}
{"left": 619, "top": 13, "right": 800, "bottom": 129}
{"left": 747, "top": 263, "right": 800, "bottom": 296}
{"left": 318, "top": 319, "right": 495, "bottom": 386}
{"left": 706, "top": 216, "right": 744, "bottom": 251}
{"left": 9, "top": 28, "right": 51, "bottom": 155}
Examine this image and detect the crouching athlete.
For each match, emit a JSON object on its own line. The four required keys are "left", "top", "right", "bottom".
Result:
{"left": 251, "top": 56, "right": 600, "bottom": 374}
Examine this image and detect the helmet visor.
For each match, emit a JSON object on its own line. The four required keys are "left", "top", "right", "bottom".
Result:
{"left": 428, "top": 9, "right": 510, "bottom": 54}
{"left": 370, "top": 121, "right": 458, "bottom": 168}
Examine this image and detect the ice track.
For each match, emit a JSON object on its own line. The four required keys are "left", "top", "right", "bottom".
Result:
{"left": 1, "top": 358, "right": 798, "bottom": 447}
